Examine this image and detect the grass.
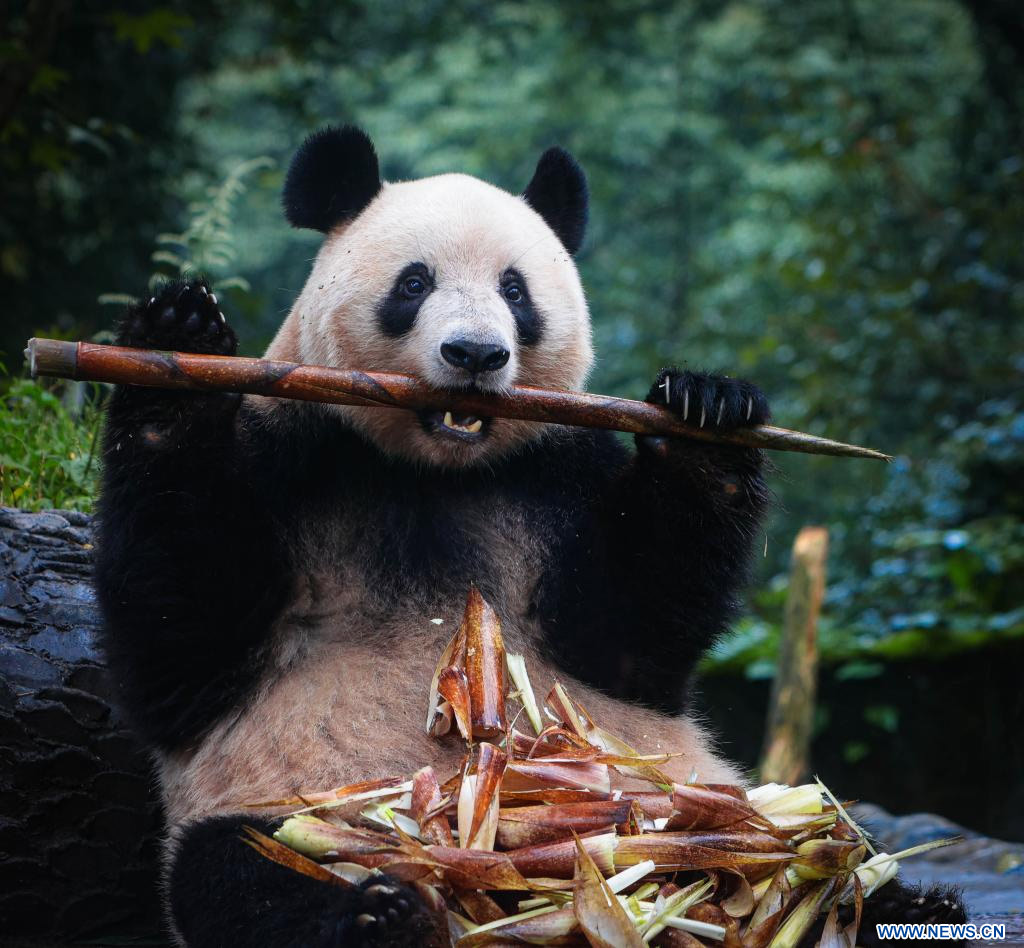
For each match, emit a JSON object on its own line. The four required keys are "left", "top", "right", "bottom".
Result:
{"left": 0, "top": 374, "right": 106, "bottom": 512}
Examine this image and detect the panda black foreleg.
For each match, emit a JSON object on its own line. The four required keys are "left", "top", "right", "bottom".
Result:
{"left": 797, "top": 878, "right": 968, "bottom": 947}
{"left": 630, "top": 367, "right": 772, "bottom": 598}
{"left": 95, "top": 280, "right": 292, "bottom": 749}
{"left": 169, "top": 815, "right": 441, "bottom": 947}
{"left": 537, "top": 368, "right": 770, "bottom": 710}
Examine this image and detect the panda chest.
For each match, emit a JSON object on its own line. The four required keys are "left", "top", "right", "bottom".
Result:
{"left": 160, "top": 498, "right": 551, "bottom": 822}
{"left": 284, "top": 485, "right": 550, "bottom": 646}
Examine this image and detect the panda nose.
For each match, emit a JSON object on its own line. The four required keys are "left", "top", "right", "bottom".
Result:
{"left": 440, "top": 340, "right": 510, "bottom": 374}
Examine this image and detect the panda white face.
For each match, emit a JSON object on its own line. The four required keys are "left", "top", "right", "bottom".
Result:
{"left": 267, "top": 164, "right": 594, "bottom": 468}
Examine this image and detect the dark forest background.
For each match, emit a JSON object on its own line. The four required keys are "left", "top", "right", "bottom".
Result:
{"left": 2, "top": 1, "right": 1022, "bottom": 837}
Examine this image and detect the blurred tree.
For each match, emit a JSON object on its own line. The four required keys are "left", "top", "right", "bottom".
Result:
{"left": 0, "top": 1, "right": 219, "bottom": 362}
{"left": 2, "top": 0, "right": 1021, "bottom": 668}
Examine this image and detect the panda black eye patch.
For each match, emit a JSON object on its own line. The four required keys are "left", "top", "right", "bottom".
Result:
{"left": 377, "top": 262, "right": 434, "bottom": 337}
{"left": 501, "top": 268, "right": 543, "bottom": 346}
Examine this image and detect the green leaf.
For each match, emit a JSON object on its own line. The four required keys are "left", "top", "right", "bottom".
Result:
{"left": 834, "top": 661, "right": 884, "bottom": 681}
{"left": 98, "top": 293, "right": 139, "bottom": 307}
{"left": 842, "top": 741, "right": 871, "bottom": 765}
{"left": 151, "top": 250, "right": 185, "bottom": 268}
{"left": 108, "top": 10, "right": 194, "bottom": 54}
{"left": 863, "top": 704, "right": 900, "bottom": 733}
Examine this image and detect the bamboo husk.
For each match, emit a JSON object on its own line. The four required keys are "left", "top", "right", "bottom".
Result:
{"left": 411, "top": 767, "right": 455, "bottom": 847}
{"left": 246, "top": 587, "right": 957, "bottom": 946}
{"left": 571, "top": 833, "right": 645, "bottom": 947}
{"left": 25, "top": 338, "right": 891, "bottom": 460}
{"left": 462, "top": 589, "right": 508, "bottom": 739}
{"left": 495, "top": 800, "right": 637, "bottom": 849}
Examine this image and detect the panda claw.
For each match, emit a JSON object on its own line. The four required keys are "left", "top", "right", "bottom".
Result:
{"left": 209, "top": 292, "right": 218, "bottom": 305}
{"left": 117, "top": 279, "right": 238, "bottom": 356}
{"left": 349, "top": 876, "right": 437, "bottom": 944}
{"left": 648, "top": 369, "right": 770, "bottom": 434}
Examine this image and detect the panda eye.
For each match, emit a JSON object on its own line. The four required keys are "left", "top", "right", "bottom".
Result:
{"left": 402, "top": 275, "right": 427, "bottom": 298}
{"left": 501, "top": 268, "right": 542, "bottom": 345}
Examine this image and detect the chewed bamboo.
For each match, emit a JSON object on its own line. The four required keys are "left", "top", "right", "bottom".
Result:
{"left": 25, "top": 338, "right": 892, "bottom": 460}
{"left": 242, "top": 586, "right": 960, "bottom": 947}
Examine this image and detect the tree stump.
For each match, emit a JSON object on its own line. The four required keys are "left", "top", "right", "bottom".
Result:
{"left": 759, "top": 525, "right": 829, "bottom": 785}
{"left": 0, "top": 508, "right": 163, "bottom": 943}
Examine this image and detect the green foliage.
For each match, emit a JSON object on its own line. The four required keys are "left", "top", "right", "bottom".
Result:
{"left": 99, "top": 156, "right": 276, "bottom": 305}
{"left": 2, "top": 0, "right": 1022, "bottom": 666}
{"left": 0, "top": 377, "right": 105, "bottom": 512}
{"left": 0, "top": 0, "right": 208, "bottom": 366}
{"left": 108, "top": 9, "right": 195, "bottom": 53}
{"left": 703, "top": 394, "right": 1024, "bottom": 672}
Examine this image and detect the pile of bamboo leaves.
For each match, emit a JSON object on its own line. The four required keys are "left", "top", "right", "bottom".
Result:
{"left": 246, "top": 588, "right": 955, "bottom": 947}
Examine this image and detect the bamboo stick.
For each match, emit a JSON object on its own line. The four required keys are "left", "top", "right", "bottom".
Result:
{"left": 24, "top": 338, "right": 891, "bottom": 460}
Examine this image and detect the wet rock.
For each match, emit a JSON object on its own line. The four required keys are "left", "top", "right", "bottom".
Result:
{"left": 29, "top": 625, "right": 101, "bottom": 663}
{"left": 0, "top": 644, "right": 61, "bottom": 687}
{"left": 854, "top": 803, "right": 1024, "bottom": 917}
{"left": 0, "top": 509, "right": 163, "bottom": 940}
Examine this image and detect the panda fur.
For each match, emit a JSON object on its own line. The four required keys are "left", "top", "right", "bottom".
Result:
{"left": 94, "top": 126, "right": 966, "bottom": 946}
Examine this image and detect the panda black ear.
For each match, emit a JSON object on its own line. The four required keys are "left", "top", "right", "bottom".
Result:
{"left": 522, "top": 147, "right": 588, "bottom": 255}
{"left": 282, "top": 125, "right": 382, "bottom": 232}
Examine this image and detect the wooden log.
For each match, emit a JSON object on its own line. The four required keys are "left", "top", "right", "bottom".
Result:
{"left": 25, "top": 338, "right": 892, "bottom": 461}
{"left": 759, "top": 526, "right": 829, "bottom": 785}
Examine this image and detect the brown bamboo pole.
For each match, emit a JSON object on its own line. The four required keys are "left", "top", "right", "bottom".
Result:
{"left": 25, "top": 339, "right": 891, "bottom": 461}
{"left": 759, "top": 526, "right": 830, "bottom": 785}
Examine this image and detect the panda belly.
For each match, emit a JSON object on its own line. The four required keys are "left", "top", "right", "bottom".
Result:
{"left": 158, "top": 586, "right": 742, "bottom": 827}
{"left": 158, "top": 628, "right": 468, "bottom": 825}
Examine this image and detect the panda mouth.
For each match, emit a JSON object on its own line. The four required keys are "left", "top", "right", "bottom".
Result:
{"left": 419, "top": 409, "right": 491, "bottom": 442}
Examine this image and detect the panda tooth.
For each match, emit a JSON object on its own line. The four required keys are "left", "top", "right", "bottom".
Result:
{"left": 444, "top": 410, "right": 455, "bottom": 429}
{"left": 467, "top": 419, "right": 483, "bottom": 433}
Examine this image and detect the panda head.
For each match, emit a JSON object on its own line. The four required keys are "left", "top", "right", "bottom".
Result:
{"left": 268, "top": 125, "right": 594, "bottom": 468}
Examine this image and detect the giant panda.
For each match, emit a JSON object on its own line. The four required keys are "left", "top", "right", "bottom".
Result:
{"left": 94, "top": 126, "right": 966, "bottom": 946}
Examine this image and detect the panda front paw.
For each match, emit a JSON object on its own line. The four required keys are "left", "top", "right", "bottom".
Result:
{"left": 118, "top": 279, "right": 237, "bottom": 356}
{"left": 799, "top": 880, "right": 968, "bottom": 947}
{"left": 338, "top": 877, "right": 440, "bottom": 947}
{"left": 856, "top": 881, "right": 968, "bottom": 946}
{"left": 647, "top": 368, "right": 769, "bottom": 430}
